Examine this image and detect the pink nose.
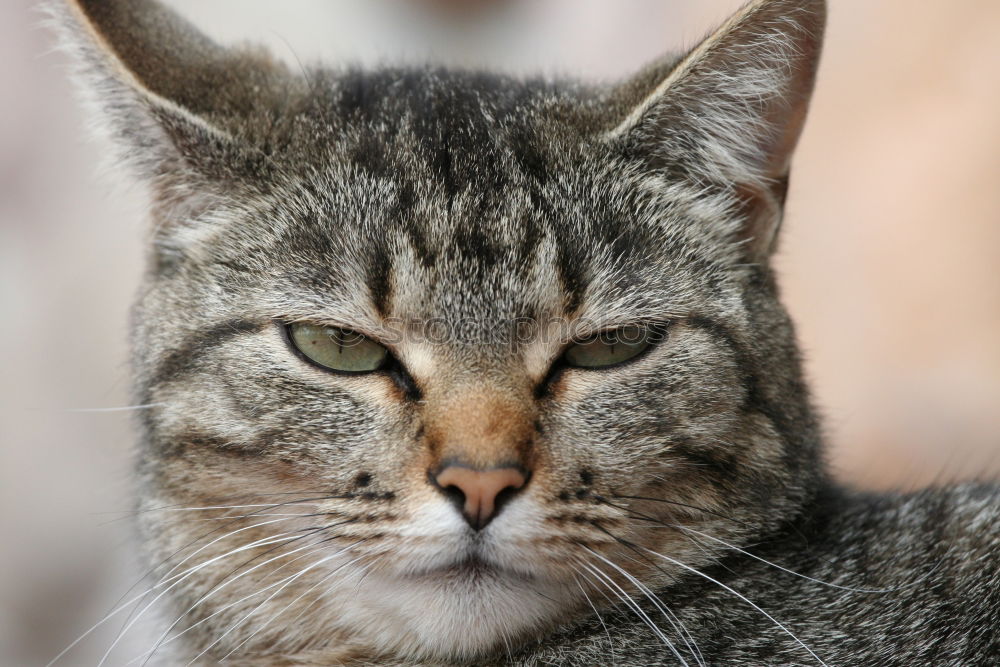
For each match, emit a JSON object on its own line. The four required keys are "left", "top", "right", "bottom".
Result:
{"left": 433, "top": 464, "right": 529, "bottom": 530}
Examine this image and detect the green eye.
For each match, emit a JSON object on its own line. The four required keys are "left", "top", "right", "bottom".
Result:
{"left": 288, "top": 323, "right": 389, "bottom": 373}
{"left": 563, "top": 325, "right": 658, "bottom": 369}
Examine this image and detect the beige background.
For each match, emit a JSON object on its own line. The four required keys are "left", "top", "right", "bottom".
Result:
{"left": 2, "top": 0, "right": 998, "bottom": 663}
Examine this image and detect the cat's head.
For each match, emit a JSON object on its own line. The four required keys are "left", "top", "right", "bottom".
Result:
{"left": 58, "top": 0, "right": 826, "bottom": 661}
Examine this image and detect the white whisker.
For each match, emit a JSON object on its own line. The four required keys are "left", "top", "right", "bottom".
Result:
{"left": 639, "top": 545, "right": 828, "bottom": 667}
{"left": 97, "top": 530, "right": 311, "bottom": 666}
{"left": 181, "top": 513, "right": 322, "bottom": 523}
{"left": 97, "top": 500, "right": 326, "bottom": 519}
{"left": 573, "top": 571, "right": 616, "bottom": 666}
{"left": 218, "top": 545, "right": 368, "bottom": 662}
{"left": 133, "top": 541, "right": 341, "bottom": 666}
{"left": 113, "top": 518, "right": 310, "bottom": 632}
{"left": 101, "top": 497, "right": 342, "bottom": 659}
{"left": 282, "top": 553, "right": 382, "bottom": 629}
{"left": 46, "top": 520, "right": 303, "bottom": 667}
{"left": 65, "top": 403, "right": 166, "bottom": 413}
{"left": 188, "top": 545, "right": 359, "bottom": 664}
{"left": 673, "top": 524, "right": 910, "bottom": 594}
{"left": 579, "top": 562, "right": 687, "bottom": 666}
{"left": 583, "top": 547, "right": 703, "bottom": 667}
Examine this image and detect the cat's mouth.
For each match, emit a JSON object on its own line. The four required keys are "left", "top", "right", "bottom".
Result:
{"left": 408, "top": 554, "right": 534, "bottom": 582}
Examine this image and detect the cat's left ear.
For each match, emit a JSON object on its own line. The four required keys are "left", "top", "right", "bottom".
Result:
{"left": 51, "top": 0, "right": 298, "bottom": 210}
{"left": 608, "top": 0, "right": 826, "bottom": 260}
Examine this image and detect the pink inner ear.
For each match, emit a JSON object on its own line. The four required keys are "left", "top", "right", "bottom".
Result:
{"left": 733, "top": 180, "right": 786, "bottom": 260}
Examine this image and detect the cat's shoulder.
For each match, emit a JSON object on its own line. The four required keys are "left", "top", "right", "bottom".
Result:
{"left": 857, "top": 481, "right": 1000, "bottom": 526}
{"left": 831, "top": 481, "right": 1000, "bottom": 586}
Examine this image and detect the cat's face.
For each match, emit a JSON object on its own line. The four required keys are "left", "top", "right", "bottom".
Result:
{"left": 60, "top": 0, "right": 825, "bottom": 661}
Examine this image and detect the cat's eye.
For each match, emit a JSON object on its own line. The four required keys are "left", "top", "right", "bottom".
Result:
{"left": 288, "top": 323, "right": 389, "bottom": 373}
{"left": 563, "top": 324, "right": 659, "bottom": 369}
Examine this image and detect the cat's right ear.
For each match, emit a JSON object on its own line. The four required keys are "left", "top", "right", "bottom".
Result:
{"left": 606, "top": 0, "right": 826, "bottom": 262}
{"left": 50, "top": 0, "right": 295, "bottom": 204}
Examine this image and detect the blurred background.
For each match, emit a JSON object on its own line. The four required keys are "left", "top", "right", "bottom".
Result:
{"left": 2, "top": 0, "right": 998, "bottom": 663}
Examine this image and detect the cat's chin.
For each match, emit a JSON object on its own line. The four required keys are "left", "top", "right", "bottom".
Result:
{"left": 337, "top": 559, "right": 579, "bottom": 661}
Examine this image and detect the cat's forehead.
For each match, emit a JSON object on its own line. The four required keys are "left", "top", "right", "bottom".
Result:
{"left": 266, "top": 167, "right": 704, "bottom": 320}
{"left": 212, "top": 68, "right": 735, "bottom": 326}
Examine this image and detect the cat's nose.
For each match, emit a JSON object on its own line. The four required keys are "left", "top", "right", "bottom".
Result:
{"left": 431, "top": 464, "right": 529, "bottom": 530}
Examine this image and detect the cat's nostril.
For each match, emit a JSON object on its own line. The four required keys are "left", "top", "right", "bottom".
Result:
{"left": 432, "top": 464, "right": 529, "bottom": 530}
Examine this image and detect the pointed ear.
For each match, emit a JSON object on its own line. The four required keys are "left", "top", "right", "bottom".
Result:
{"left": 51, "top": 0, "right": 296, "bottom": 200}
{"left": 608, "top": 0, "right": 826, "bottom": 260}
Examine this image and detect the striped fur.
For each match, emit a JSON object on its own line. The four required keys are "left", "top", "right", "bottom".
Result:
{"left": 53, "top": 0, "right": 1000, "bottom": 664}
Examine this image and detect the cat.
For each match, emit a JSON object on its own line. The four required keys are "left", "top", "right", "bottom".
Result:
{"left": 51, "top": 0, "right": 1000, "bottom": 664}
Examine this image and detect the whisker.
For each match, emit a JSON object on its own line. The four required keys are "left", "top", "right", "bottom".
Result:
{"left": 673, "top": 524, "right": 907, "bottom": 594}
{"left": 128, "top": 542, "right": 337, "bottom": 666}
{"left": 110, "top": 515, "right": 319, "bottom": 648}
{"left": 116, "top": 490, "right": 338, "bottom": 511}
{"left": 578, "top": 561, "right": 687, "bottom": 666}
{"left": 104, "top": 494, "right": 349, "bottom": 650}
{"left": 615, "top": 556, "right": 704, "bottom": 667}
{"left": 94, "top": 495, "right": 336, "bottom": 523}
{"left": 180, "top": 512, "right": 332, "bottom": 523}
{"left": 629, "top": 482, "right": 824, "bottom": 554}
{"left": 97, "top": 508, "right": 325, "bottom": 528}
{"left": 589, "top": 523, "right": 829, "bottom": 664}
{"left": 582, "top": 546, "right": 703, "bottom": 667}
{"left": 572, "top": 571, "right": 616, "bottom": 665}
{"left": 348, "top": 552, "right": 382, "bottom": 596}
{"left": 604, "top": 493, "right": 751, "bottom": 528}
{"left": 281, "top": 553, "right": 386, "bottom": 631}
{"left": 190, "top": 543, "right": 363, "bottom": 664}
{"left": 64, "top": 403, "right": 166, "bottom": 413}
{"left": 46, "top": 518, "right": 306, "bottom": 667}
{"left": 596, "top": 498, "right": 741, "bottom": 577}
{"left": 605, "top": 497, "right": 917, "bottom": 595}
{"left": 98, "top": 529, "right": 324, "bottom": 667}
{"left": 218, "top": 545, "right": 369, "bottom": 662}
{"left": 575, "top": 558, "right": 626, "bottom": 615}
{"left": 151, "top": 503, "right": 324, "bottom": 514}
{"left": 609, "top": 533, "right": 829, "bottom": 667}
{"left": 137, "top": 528, "right": 350, "bottom": 666}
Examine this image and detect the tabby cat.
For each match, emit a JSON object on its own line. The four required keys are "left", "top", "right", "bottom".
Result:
{"left": 53, "top": 0, "right": 1000, "bottom": 664}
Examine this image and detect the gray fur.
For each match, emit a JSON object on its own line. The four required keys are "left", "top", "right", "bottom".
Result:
{"left": 52, "top": 0, "right": 1000, "bottom": 664}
